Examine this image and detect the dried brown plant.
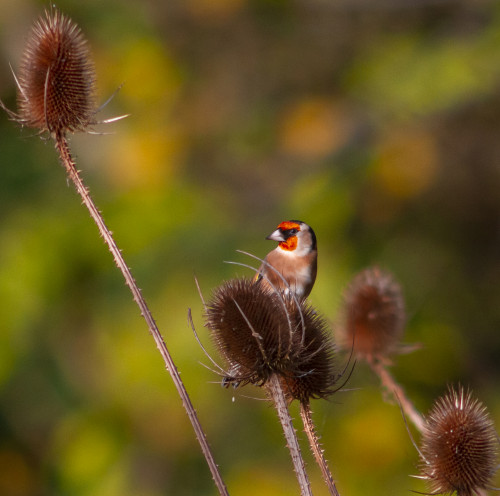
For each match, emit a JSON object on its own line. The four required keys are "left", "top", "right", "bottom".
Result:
{"left": 206, "top": 277, "right": 341, "bottom": 495}
{"left": 1, "top": 9, "right": 228, "bottom": 495}
{"left": 16, "top": 9, "right": 96, "bottom": 134}
{"left": 418, "top": 385, "right": 499, "bottom": 496}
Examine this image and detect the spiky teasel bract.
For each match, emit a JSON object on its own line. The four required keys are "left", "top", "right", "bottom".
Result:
{"left": 338, "top": 266, "right": 406, "bottom": 362}
{"left": 16, "top": 9, "right": 96, "bottom": 135}
{"left": 418, "top": 385, "right": 499, "bottom": 496}
{"left": 205, "top": 278, "right": 288, "bottom": 387}
{"left": 280, "top": 297, "right": 337, "bottom": 403}
{"left": 205, "top": 277, "right": 337, "bottom": 401}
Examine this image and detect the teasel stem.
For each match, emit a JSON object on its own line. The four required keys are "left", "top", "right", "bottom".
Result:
{"left": 53, "top": 130, "right": 229, "bottom": 496}
{"left": 300, "top": 402, "right": 340, "bottom": 496}
{"left": 267, "top": 374, "right": 312, "bottom": 496}
{"left": 368, "top": 357, "right": 424, "bottom": 433}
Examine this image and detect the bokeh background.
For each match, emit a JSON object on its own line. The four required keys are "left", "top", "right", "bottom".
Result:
{"left": 0, "top": 0, "right": 499, "bottom": 494}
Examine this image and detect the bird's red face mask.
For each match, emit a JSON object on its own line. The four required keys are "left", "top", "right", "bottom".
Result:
{"left": 266, "top": 221, "right": 301, "bottom": 251}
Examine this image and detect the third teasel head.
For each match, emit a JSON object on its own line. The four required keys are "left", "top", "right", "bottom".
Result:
{"left": 418, "top": 385, "right": 499, "bottom": 496}
{"left": 338, "top": 266, "right": 406, "bottom": 362}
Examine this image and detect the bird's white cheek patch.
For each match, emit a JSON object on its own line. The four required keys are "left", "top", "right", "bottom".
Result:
{"left": 276, "top": 245, "right": 297, "bottom": 256}
{"left": 277, "top": 244, "right": 310, "bottom": 257}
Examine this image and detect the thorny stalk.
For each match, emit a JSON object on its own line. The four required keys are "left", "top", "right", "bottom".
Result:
{"left": 54, "top": 131, "right": 229, "bottom": 496}
{"left": 368, "top": 358, "right": 424, "bottom": 433}
{"left": 300, "top": 402, "right": 340, "bottom": 496}
{"left": 267, "top": 374, "right": 313, "bottom": 496}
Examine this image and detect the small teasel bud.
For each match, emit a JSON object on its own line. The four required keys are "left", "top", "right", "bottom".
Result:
{"left": 339, "top": 266, "right": 405, "bottom": 362}
{"left": 17, "top": 9, "right": 96, "bottom": 134}
{"left": 280, "top": 298, "right": 337, "bottom": 403}
{"left": 419, "top": 385, "right": 499, "bottom": 496}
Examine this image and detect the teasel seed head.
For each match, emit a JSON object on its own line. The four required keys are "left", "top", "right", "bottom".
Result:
{"left": 280, "top": 298, "right": 337, "bottom": 403}
{"left": 419, "top": 385, "right": 499, "bottom": 496}
{"left": 205, "top": 278, "right": 338, "bottom": 401}
{"left": 16, "top": 9, "right": 96, "bottom": 135}
{"left": 338, "top": 266, "right": 406, "bottom": 362}
{"left": 205, "top": 278, "right": 287, "bottom": 387}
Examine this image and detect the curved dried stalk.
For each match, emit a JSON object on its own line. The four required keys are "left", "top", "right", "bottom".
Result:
{"left": 368, "top": 358, "right": 424, "bottom": 433}
{"left": 54, "top": 131, "right": 229, "bottom": 496}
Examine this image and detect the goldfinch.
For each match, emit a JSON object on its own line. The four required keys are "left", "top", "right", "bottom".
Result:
{"left": 255, "top": 220, "right": 317, "bottom": 299}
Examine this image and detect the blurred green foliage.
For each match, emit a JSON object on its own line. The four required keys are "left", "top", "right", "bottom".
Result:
{"left": 0, "top": 0, "right": 499, "bottom": 494}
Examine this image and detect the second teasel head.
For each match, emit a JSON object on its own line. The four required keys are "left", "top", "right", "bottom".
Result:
{"left": 205, "top": 278, "right": 337, "bottom": 400}
{"left": 338, "top": 266, "right": 406, "bottom": 362}
{"left": 16, "top": 9, "right": 96, "bottom": 135}
{"left": 280, "top": 297, "right": 337, "bottom": 403}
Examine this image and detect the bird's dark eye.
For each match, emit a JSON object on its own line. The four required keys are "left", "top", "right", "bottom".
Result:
{"left": 289, "top": 228, "right": 298, "bottom": 235}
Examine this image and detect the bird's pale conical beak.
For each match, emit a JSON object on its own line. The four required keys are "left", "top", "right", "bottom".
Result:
{"left": 266, "top": 229, "right": 286, "bottom": 242}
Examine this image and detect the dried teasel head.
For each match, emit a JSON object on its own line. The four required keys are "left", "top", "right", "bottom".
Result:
{"left": 205, "top": 278, "right": 290, "bottom": 387}
{"left": 338, "top": 266, "right": 405, "bottom": 362}
{"left": 204, "top": 278, "right": 338, "bottom": 401}
{"left": 418, "top": 386, "right": 499, "bottom": 496}
{"left": 16, "top": 9, "right": 96, "bottom": 135}
{"left": 280, "top": 298, "right": 337, "bottom": 403}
